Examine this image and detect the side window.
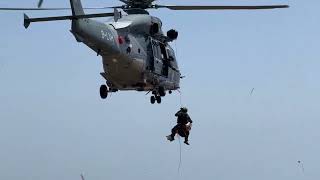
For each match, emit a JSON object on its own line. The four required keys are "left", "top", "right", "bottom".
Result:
{"left": 167, "top": 49, "right": 175, "bottom": 61}
{"left": 159, "top": 43, "right": 168, "bottom": 60}
{"left": 154, "top": 43, "right": 161, "bottom": 60}
{"left": 151, "top": 40, "right": 165, "bottom": 61}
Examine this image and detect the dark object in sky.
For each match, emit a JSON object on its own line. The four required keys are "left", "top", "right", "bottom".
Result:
{"left": 250, "top": 88, "right": 255, "bottom": 96}
{"left": 0, "top": 0, "right": 289, "bottom": 104}
{"left": 80, "top": 174, "right": 86, "bottom": 180}
{"left": 298, "top": 160, "right": 305, "bottom": 173}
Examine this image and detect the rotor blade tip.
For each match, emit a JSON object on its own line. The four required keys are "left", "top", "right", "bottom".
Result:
{"left": 24, "top": 14, "right": 31, "bottom": 29}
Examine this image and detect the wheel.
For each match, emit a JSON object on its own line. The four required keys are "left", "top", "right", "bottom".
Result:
{"left": 169, "top": 90, "right": 172, "bottom": 94}
{"left": 156, "top": 96, "right": 162, "bottom": 104}
{"left": 100, "top": 85, "right": 108, "bottom": 99}
{"left": 159, "top": 86, "right": 166, "bottom": 97}
{"left": 150, "top": 96, "right": 156, "bottom": 104}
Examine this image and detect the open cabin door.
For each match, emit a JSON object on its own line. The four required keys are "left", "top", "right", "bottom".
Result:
{"left": 149, "top": 38, "right": 169, "bottom": 77}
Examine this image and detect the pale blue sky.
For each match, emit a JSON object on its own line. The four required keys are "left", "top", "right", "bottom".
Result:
{"left": 1, "top": 0, "right": 319, "bottom": 180}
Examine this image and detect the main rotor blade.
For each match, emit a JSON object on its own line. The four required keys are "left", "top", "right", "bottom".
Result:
{"left": 37, "top": 0, "right": 44, "bottom": 8}
{"left": 155, "top": 5, "right": 289, "bottom": 10}
{"left": 0, "top": 7, "right": 115, "bottom": 11}
{"left": 24, "top": 13, "right": 114, "bottom": 28}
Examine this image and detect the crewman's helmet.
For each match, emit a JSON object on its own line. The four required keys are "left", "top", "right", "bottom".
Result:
{"left": 181, "top": 107, "right": 188, "bottom": 112}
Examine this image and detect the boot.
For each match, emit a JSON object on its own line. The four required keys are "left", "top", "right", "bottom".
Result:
{"left": 184, "top": 136, "right": 190, "bottom": 145}
{"left": 184, "top": 140, "right": 190, "bottom": 145}
{"left": 166, "top": 135, "right": 174, "bottom": 141}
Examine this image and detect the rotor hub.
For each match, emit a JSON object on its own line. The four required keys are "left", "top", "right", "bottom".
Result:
{"left": 121, "top": 0, "right": 156, "bottom": 10}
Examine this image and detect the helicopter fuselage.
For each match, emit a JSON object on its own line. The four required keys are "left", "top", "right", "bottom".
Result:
{"left": 0, "top": 0, "right": 289, "bottom": 104}
{"left": 71, "top": 11, "right": 181, "bottom": 95}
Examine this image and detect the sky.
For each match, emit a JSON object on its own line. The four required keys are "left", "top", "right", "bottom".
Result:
{"left": 0, "top": 0, "right": 319, "bottom": 180}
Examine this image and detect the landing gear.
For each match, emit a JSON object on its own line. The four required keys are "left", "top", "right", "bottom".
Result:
{"left": 150, "top": 95, "right": 161, "bottom": 104}
{"left": 156, "top": 96, "right": 162, "bottom": 104}
{"left": 100, "top": 85, "right": 109, "bottom": 99}
{"left": 150, "top": 96, "right": 156, "bottom": 104}
{"left": 149, "top": 87, "right": 169, "bottom": 104}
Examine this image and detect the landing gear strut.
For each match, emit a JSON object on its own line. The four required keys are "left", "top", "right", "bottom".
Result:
{"left": 100, "top": 85, "right": 109, "bottom": 99}
{"left": 159, "top": 86, "right": 166, "bottom": 97}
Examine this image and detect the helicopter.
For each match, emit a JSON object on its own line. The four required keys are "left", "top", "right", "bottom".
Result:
{"left": 0, "top": 0, "right": 289, "bottom": 104}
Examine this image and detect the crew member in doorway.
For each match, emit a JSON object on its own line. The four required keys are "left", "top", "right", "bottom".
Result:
{"left": 167, "top": 107, "right": 193, "bottom": 145}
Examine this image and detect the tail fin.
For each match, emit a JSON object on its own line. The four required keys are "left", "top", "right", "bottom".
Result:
{"left": 70, "top": 0, "right": 85, "bottom": 32}
{"left": 70, "top": 0, "right": 84, "bottom": 16}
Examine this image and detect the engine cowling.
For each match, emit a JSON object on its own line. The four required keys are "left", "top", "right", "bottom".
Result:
{"left": 150, "top": 23, "right": 160, "bottom": 35}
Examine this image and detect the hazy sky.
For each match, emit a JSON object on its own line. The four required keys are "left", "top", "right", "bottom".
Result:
{"left": 0, "top": 0, "right": 319, "bottom": 180}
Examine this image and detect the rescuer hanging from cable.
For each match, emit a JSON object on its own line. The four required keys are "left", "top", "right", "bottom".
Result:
{"left": 167, "top": 107, "right": 193, "bottom": 145}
